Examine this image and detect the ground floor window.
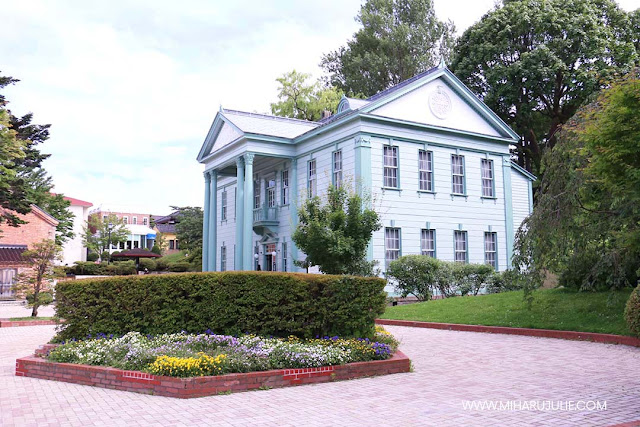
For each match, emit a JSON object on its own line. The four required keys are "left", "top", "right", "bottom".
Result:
{"left": 385, "top": 227, "right": 401, "bottom": 266}
{"left": 0, "top": 269, "right": 17, "bottom": 297}
{"left": 420, "top": 229, "right": 436, "bottom": 257}
{"left": 454, "top": 230, "right": 468, "bottom": 263}
{"left": 220, "top": 246, "right": 227, "bottom": 271}
{"left": 265, "top": 243, "right": 277, "bottom": 271}
{"left": 282, "top": 242, "right": 288, "bottom": 272}
{"left": 484, "top": 232, "right": 497, "bottom": 269}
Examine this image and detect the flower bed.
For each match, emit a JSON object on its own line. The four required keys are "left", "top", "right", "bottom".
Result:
{"left": 16, "top": 326, "right": 409, "bottom": 397}
{"left": 46, "top": 326, "right": 398, "bottom": 378}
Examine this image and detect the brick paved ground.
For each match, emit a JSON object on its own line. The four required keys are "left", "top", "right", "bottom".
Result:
{"left": 0, "top": 304, "right": 55, "bottom": 319}
{"left": 1, "top": 322, "right": 639, "bottom": 426}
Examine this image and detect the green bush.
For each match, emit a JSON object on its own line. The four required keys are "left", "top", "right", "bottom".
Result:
{"left": 151, "top": 245, "right": 162, "bottom": 255}
{"left": 139, "top": 258, "right": 157, "bottom": 271}
{"left": 156, "top": 258, "right": 168, "bottom": 271}
{"left": 625, "top": 284, "right": 640, "bottom": 337}
{"left": 454, "top": 263, "right": 495, "bottom": 296}
{"left": 26, "top": 290, "right": 53, "bottom": 306}
{"left": 87, "top": 252, "right": 99, "bottom": 262}
{"left": 68, "top": 261, "right": 136, "bottom": 276}
{"left": 486, "top": 269, "right": 524, "bottom": 294}
{"left": 54, "top": 272, "right": 387, "bottom": 341}
{"left": 168, "top": 261, "right": 190, "bottom": 272}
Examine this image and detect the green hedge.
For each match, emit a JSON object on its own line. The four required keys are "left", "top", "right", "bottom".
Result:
{"left": 54, "top": 272, "right": 387, "bottom": 341}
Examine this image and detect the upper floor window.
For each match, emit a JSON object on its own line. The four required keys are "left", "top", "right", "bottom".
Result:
{"left": 451, "top": 154, "right": 465, "bottom": 195}
{"left": 267, "top": 179, "right": 276, "bottom": 208}
{"left": 481, "top": 159, "right": 494, "bottom": 198}
{"left": 123, "top": 216, "right": 129, "bottom": 224}
{"left": 454, "top": 230, "right": 468, "bottom": 263}
{"left": 383, "top": 146, "right": 398, "bottom": 188}
{"left": 132, "top": 217, "right": 137, "bottom": 225}
{"left": 308, "top": 160, "right": 317, "bottom": 197}
{"left": 281, "top": 170, "right": 289, "bottom": 205}
{"left": 221, "top": 190, "right": 228, "bottom": 220}
{"left": 333, "top": 150, "right": 343, "bottom": 189}
{"left": 385, "top": 227, "right": 401, "bottom": 265}
{"left": 143, "top": 217, "right": 148, "bottom": 226}
{"left": 421, "top": 229, "right": 435, "bottom": 257}
{"left": 484, "top": 232, "right": 497, "bottom": 269}
{"left": 254, "top": 181, "right": 260, "bottom": 209}
{"left": 419, "top": 150, "right": 434, "bottom": 192}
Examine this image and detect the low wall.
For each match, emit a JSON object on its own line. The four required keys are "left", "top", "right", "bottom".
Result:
{"left": 15, "top": 351, "right": 410, "bottom": 398}
{"left": 0, "top": 319, "right": 59, "bottom": 328}
{"left": 376, "top": 319, "right": 640, "bottom": 348}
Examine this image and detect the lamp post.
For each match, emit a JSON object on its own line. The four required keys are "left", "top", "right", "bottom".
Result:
{"left": 107, "top": 222, "right": 114, "bottom": 265}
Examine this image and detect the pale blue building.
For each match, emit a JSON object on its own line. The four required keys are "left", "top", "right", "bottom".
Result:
{"left": 196, "top": 64, "right": 534, "bottom": 282}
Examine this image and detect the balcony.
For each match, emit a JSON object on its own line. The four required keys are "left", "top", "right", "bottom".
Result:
{"left": 253, "top": 205, "right": 279, "bottom": 235}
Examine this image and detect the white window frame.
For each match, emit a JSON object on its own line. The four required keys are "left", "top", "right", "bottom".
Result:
{"left": 132, "top": 217, "right": 137, "bottom": 225}
{"left": 281, "top": 170, "right": 289, "bottom": 205}
{"left": 220, "top": 246, "right": 227, "bottom": 271}
{"left": 221, "top": 190, "right": 228, "bottom": 220}
{"left": 123, "top": 216, "right": 129, "bottom": 225}
{"left": 254, "top": 181, "right": 260, "bottom": 209}
{"left": 481, "top": 159, "right": 495, "bottom": 198}
{"left": 420, "top": 229, "right": 436, "bottom": 257}
{"left": 307, "top": 160, "right": 317, "bottom": 198}
{"left": 454, "top": 230, "right": 468, "bottom": 264}
{"left": 484, "top": 232, "right": 498, "bottom": 269}
{"left": 333, "top": 150, "right": 343, "bottom": 189}
{"left": 267, "top": 178, "right": 276, "bottom": 208}
{"left": 451, "top": 154, "right": 465, "bottom": 195}
{"left": 418, "top": 150, "right": 434, "bottom": 192}
{"left": 282, "top": 241, "right": 288, "bottom": 272}
{"left": 143, "top": 217, "right": 148, "bottom": 226}
{"left": 383, "top": 146, "right": 399, "bottom": 188}
{"left": 385, "top": 227, "right": 401, "bottom": 266}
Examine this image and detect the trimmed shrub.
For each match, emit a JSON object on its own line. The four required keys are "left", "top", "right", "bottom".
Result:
{"left": 625, "top": 284, "right": 640, "bottom": 337}
{"left": 486, "top": 269, "right": 524, "bottom": 294}
{"left": 68, "top": 261, "right": 136, "bottom": 276}
{"left": 87, "top": 252, "right": 99, "bottom": 262}
{"left": 54, "top": 272, "right": 387, "bottom": 341}
{"left": 139, "top": 258, "right": 157, "bottom": 271}
{"left": 151, "top": 245, "right": 162, "bottom": 255}
{"left": 156, "top": 258, "right": 169, "bottom": 271}
{"left": 386, "top": 255, "right": 448, "bottom": 301}
{"left": 168, "top": 261, "right": 190, "bottom": 272}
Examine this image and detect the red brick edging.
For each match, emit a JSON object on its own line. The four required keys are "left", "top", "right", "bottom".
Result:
{"left": 376, "top": 319, "right": 640, "bottom": 348}
{"left": 15, "top": 351, "right": 410, "bottom": 398}
{"left": 0, "top": 319, "right": 59, "bottom": 328}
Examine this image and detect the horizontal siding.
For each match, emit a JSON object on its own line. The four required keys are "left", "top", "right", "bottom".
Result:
{"left": 511, "top": 170, "right": 530, "bottom": 233}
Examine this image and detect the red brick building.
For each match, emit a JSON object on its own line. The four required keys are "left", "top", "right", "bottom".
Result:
{"left": 0, "top": 205, "right": 58, "bottom": 299}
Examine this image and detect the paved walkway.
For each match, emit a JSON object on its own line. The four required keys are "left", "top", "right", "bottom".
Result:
{"left": 1, "top": 323, "right": 639, "bottom": 426}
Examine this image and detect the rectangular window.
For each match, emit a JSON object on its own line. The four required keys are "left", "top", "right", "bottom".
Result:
{"left": 254, "top": 181, "right": 260, "bottom": 209}
{"left": 267, "top": 179, "right": 276, "bottom": 208}
{"left": 221, "top": 191, "right": 228, "bottom": 220}
{"left": 420, "top": 229, "right": 436, "bottom": 257}
{"left": 308, "top": 160, "right": 317, "bottom": 197}
{"left": 0, "top": 268, "right": 17, "bottom": 297}
{"left": 127, "top": 241, "right": 132, "bottom": 250}
{"left": 143, "top": 217, "right": 148, "bottom": 226}
{"left": 123, "top": 216, "right": 129, "bottom": 224}
{"left": 282, "top": 242, "right": 288, "bottom": 272}
{"left": 281, "top": 170, "right": 289, "bottom": 205}
{"left": 333, "top": 150, "right": 343, "bottom": 189}
{"left": 451, "top": 154, "right": 465, "bottom": 194}
{"left": 418, "top": 150, "right": 434, "bottom": 192}
{"left": 175, "top": 240, "right": 179, "bottom": 250}
{"left": 481, "top": 159, "right": 494, "bottom": 198}
{"left": 383, "top": 146, "right": 398, "bottom": 188}
{"left": 220, "top": 246, "right": 227, "bottom": 272}
{"left": 385, "top": 227, "right": 401, "bottom": 265}
{"left": 133, "top": 240, "right": 139, "bottom": 249}
{"left": 132, "top": 217, "right": 137, "bottom": 225}
{"left": 169, "top": 240, "right": 175, "bottom": 250}
{"left": 484, "top": 232, "right": 497, "bottom": 269}
{"left": 454, "top": 230, "right": 468, "bottom": 263}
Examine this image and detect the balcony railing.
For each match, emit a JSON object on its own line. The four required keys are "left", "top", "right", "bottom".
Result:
{"left": 253, "top": 205, "right": 279, "bottom": 223}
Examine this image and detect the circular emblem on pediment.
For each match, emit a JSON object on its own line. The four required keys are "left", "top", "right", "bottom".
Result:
{"left": 429, "top": 86, "right": 452, "bottom": 120}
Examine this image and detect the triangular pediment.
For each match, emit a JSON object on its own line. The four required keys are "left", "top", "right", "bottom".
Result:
{"left": 197, "top": 113, "right": 244, "bottom": 162}
{"left": 362, "top": 69, "right": 518, "bottom": 140}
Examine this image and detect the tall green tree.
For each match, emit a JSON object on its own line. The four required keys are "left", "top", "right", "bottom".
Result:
{"left": 514, "top": 70, "right": 640, "bottom": 291}
{"left": 0, "top": 72, "right": 74, "bottom": 243}
{"left": 270, "top": 70, "right": 343, "bottom": 121}
{"left": 451, "top": 0, "right": 638, "bottom": 175}
{"left": 292, "top": 184, "right": 381, "bottom": 275}
{"left": 321, "top": 0, "right": 455, "bottom": 97}
{"left": 82, "top": 214, "right": 129, "bottom": 260}
{"left": 171, "top": 206, "right": 203, "bottom": 254}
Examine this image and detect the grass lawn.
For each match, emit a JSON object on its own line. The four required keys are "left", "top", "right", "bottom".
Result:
{"left": 8, "top": 317, "right": 55, "bottom": 321}
{"left": 158, "top": 251, "right": 189, "bottom": 263}
{"left": 381, "top": 288, "right": 634, "bottom": 336}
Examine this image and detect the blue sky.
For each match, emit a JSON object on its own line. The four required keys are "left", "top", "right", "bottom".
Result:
{"left": 1, "top": 0, "right": 637, "bottom": 215}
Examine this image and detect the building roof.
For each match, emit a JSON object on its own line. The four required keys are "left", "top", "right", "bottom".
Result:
{"left": 63, "top": 196, "right": 93, "bottom": 207}
{"left": 155, "top": 223, "right": 176, "bottom": 234}
{"left": 222, "top": 109, "right": 318, "bottom": 139}
{"left": 0, "top": 245, "right": 28, "bottom": 265}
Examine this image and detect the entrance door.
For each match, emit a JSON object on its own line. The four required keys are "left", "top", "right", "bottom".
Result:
{"left": 264, "top": 243, "right": 277, "bottom": 271}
